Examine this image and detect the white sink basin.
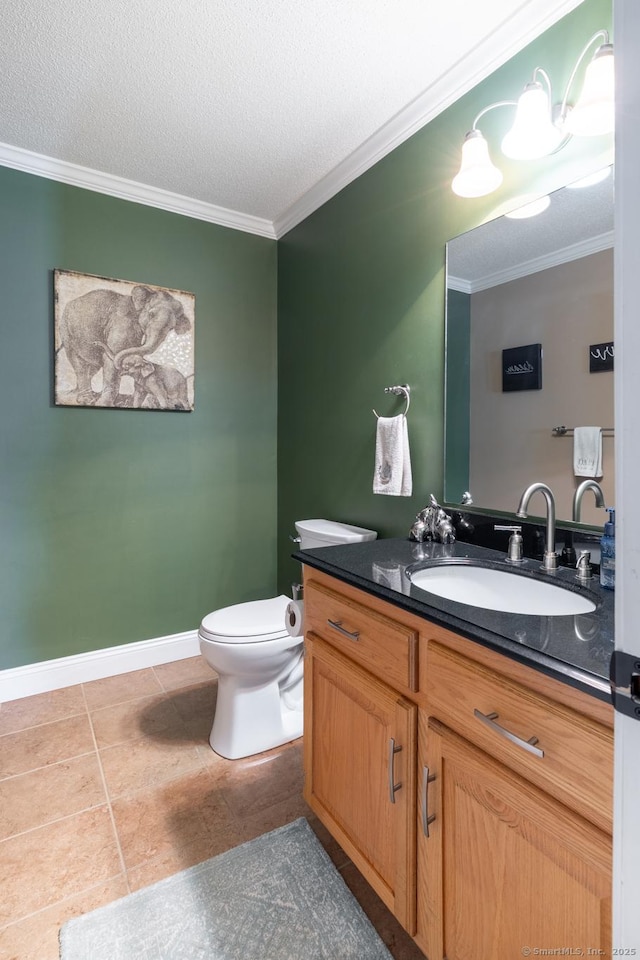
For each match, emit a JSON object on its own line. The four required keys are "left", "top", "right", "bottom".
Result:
{"left": 409, "top": 564, "right": 596, "bottom": 616}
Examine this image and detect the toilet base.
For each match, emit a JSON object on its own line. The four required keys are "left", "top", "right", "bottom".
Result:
{"left": 208, "top": 673, "right": 303, "bottom": 760}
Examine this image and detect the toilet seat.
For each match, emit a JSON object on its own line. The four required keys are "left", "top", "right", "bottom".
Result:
{"left": 199, "top": 594, "right": 291, "bottom": 644}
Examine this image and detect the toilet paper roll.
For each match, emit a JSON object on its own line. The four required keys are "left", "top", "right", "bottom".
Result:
{"left": 285, "top": 600, "right": 305, "bottom": 638}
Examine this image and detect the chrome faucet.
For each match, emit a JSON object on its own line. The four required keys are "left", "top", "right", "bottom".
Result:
{"left": 516, "top": 482, "right": 558, "bottom": 572}
{"left": 572, "top": 479, "right": 605, "bottom": 523}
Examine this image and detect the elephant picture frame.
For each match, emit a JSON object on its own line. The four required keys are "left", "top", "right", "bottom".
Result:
{"left": 54, "top": 269, "right": 195, "bottom": 411}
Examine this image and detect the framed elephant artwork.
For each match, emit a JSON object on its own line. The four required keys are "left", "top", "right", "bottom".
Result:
{"left": 53, "top": 269, "right": 195, "bottom": 411}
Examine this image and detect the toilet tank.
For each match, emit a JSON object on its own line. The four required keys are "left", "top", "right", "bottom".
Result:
{"left": 294, "top": 519, "right": 377, "bottom": 551}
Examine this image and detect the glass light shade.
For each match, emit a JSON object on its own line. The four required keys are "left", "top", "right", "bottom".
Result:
{"left": 501, "top": 82, "right": 564, "bottom": 159}
{"left": 565, "top": 44, "right": 614, "bottom": 136}
{"left": 451, "top": 130, "right": 503, "bottom": 198}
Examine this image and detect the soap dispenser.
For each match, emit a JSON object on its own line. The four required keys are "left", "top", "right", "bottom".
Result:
{"left": 600, "top": 507, "right": 615, "bottom": 590}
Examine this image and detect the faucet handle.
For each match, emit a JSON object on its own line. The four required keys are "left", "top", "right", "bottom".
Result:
{"left": 576, "top": 550, "right": 593, "bottom": 582}
{"left": 494, "top": 525, "right": 524, "bottom": 563}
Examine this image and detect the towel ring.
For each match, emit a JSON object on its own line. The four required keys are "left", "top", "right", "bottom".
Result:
{"left": 373, "top": 384, "right": 411, "bottom": 419}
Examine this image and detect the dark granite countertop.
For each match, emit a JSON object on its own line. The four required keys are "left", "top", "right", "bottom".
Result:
{"left": 293, "top": 538, "right": 614, "bottom": 705}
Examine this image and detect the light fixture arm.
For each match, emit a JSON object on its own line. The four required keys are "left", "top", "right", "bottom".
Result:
{"left": 470, "top": 100, "right": 517, "bottom": 132}
{"left": 526, "top": 66, "right": 571, "bottom": 156}
{"left": 558, "top": 30, "right": 610, "bottom": 122}
{"left": 532, "top": 67, "right": 553, "bottom": 98}
{"left": 452, "top": 25, "right": 613, "bottom": 199}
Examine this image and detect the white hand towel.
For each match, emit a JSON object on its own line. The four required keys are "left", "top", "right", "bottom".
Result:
{"left": 373, "top": 414, "right": 412, "bottom": 496}
{"left": 573, "top": 426, "right": 603, "bottom": 478}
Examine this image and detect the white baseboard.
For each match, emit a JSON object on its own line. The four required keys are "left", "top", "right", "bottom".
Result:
{"left": 0, "top": 630, "right": 200, "bottom": 703}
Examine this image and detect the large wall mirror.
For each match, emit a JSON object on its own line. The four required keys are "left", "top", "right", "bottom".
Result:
{"left": 444, "top": 167, "right": 614, "bottom": 529}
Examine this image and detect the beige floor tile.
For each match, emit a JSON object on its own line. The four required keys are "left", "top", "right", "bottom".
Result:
{"left": 0, "top": 754, "right": 107, "bottom": 840}
{"left": 153, "top": 656, "right": 214, "bottom": 691}
{"left": 186, "top": 716, "right": 214, "bottom": 750}
{"left": 0, "top": 877, "right": 128, "bottom": 960}
{"left": 112, "top": 767, "right": 239, "bottom": 870}
{"left": 0, "top": 806, "right": 122, "bottom": 926}
{"left": 213, "top": 739, "right": 304, "bottom": 820}
{"left": 90, "top": 692, "right": 185, "bottom": 748}
{"left": 82, "top": 668, "right": 163, "bottom": 710}
{"left": 126, "top": 835, "right": 240, "bottom": 893}
{"left": 158, "top": 680, "right": 218, "bottom": 744}
{"left": 0, "top": 664, "right": 407, "bottom": 960}
{"left": 168, "top": 679, "right": 217, "bottom": 723}
{"left": 194, "top": 737, "right": 235, "bottom": 768}
{"left": 0, "top": 714, "right": 95, "bottom": 780}
{"left": 234, "top": 792, "right": 312, "bottom": 846}
{"left": 99, "top": 736, "right": 204, "bottom": 799}
{"left": 0, "top": 686, "right": 86, "bottom": 736}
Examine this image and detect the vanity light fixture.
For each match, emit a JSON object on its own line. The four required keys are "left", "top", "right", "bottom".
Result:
{"left": 451, "top": 30, "right": 614, "bottom": 199}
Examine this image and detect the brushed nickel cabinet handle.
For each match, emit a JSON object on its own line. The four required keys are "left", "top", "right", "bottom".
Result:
{"left": 473, "top": 708, "right": 545, "bottom": 758}
{"left": 388, "top": 738, "right": 403, "bottom": 803}
{"left": 421, "top": 765, "right": 437, "bottom": 837}
{"left": 327, "top": 619, "right": 360, "bottom": 641}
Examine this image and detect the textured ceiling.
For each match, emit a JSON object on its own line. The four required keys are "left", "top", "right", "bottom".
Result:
{"left": 1, "top": 0, "right": 584, "bottom": 236}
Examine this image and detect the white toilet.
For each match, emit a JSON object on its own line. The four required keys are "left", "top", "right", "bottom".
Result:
{"left": 198, "top": 519, "right": 377, "bottom": 760}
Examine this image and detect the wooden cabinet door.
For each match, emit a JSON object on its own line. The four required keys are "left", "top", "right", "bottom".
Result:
{"left": 416, "top": 716, "right": 612, "bottom": 960}
{"left": 304, "top": 632, "right": 417, "bottom": 933}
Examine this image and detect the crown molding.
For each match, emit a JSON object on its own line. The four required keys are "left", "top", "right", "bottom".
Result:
{"left": 447, "top": 230, "right": 614, "bottom": 294}
{"left": 273, "top": 0, "right": 585, "bottom": 237}
{"left": 0, "top": 141, "right": 277, "bottom": 240}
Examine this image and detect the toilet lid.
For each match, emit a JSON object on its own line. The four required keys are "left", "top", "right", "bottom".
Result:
{"left": 199, "top": 594, "right": 291, "bottom": 643}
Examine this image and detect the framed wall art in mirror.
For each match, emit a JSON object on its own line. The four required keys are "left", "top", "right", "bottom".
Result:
{"left": 444, "top": 167, "right": 613, "bottom": 528}
{"left": 54, "top": 269, "right": 195, "bottom": 411}
{"left": 589, "top": 341, "right": 614, "bottom": 373}
{"left": 502, "top": 343, "right": 542, "bottom": 392}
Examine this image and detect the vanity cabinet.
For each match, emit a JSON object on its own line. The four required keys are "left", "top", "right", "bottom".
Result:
{"left": 301, "top": 568, "right": 614, "bottom": 958}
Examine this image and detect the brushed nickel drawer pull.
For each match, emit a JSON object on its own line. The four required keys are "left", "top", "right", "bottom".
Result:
{"left": 327, "top": 619, "right": 360, "bottom": 641}
{"left": 421, "top": 764, "right": 436, "bottom": 837}
{"left": 388, "top": 738, "right": 403, "bottom": 803}
{"left": 474, "top": 708, "right": 545, "bottom": 758}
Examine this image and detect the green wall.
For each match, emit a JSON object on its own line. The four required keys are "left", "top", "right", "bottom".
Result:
{"left": 0, "top": 168, "right": 277, "bottom": 669}
{"left": 277, "top": 0, "right": 613, "bottom": 590}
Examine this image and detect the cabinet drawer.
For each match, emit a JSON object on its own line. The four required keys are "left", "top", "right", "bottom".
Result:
{"left": 426, "top": 641, "right": 613, "bottom": 833}
{"left": 304, "top": 579, "right": 418, "bottom": 692}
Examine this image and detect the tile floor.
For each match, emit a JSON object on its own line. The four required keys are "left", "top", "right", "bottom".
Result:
{"left": 0, "top": 656, "right": 423, "bottom": 960}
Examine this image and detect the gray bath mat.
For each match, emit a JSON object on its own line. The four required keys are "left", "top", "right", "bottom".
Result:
{"left": 59, "top": 817, "right": 392, "bottom": 959}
